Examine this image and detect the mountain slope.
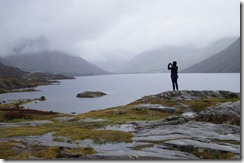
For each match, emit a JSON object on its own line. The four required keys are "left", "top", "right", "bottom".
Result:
{"left": 181, "top": 37, "right": 240, "bottom": 73}
{"left": 116, "top": 37, "right": 237, "bottom": 73}
{"left": 0, "top": 62, "right": 74, "bottom": 92}
{"left": 2, "top": 51, "right": 109, "bottom": 76}
{"left": 117, "top": 46, "right": 197, "bottom": 73}
{"left": 185, "top": 37, "right": 237, "bottom": 68}
{"left": 0, "top": 62, "right": 28, "bottom": 78}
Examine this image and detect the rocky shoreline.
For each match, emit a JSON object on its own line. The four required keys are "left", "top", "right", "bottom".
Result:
{"left": 0, "top": 90, "right": 240, "bottom": 160}
{"left": 0, "top": 63, "right": 75, "bottom": 94}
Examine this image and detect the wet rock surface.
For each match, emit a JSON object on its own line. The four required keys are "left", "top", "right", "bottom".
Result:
{"left": 0, "top": 90, "right": 240, "bottom": 160}
{"left": 128, "top": 104, "right": 176, "bottom": 114}
{"left": 87, "top": 90, "right": 241, "bottom": 159}
{"left": 197, "top": 101, "right": 240, "bottom": 125}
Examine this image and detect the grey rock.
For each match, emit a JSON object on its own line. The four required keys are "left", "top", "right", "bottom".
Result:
{"left": 197, "top": 101, "right": 240, "bottom": 125}
{"left": 128, "top": 104, "right": 176, "bottom": 113}
{"left": 134, "top": 121, "right": 240, "bottom": 142}
{"left": 132, "top": 134, "right": 191, "bottom": 142}
{"left": 19, "top": 120, "right": 53, "bottom": 126}
{"left": 11, "top": 143, "right": 27, "bottom": 152}
{"left": 103, "top": 123, "right": 136, "bottom": 132}
{"left": 78, "top": 118, "right": 105, "bottom": 122}
{"left": 90, "top": 148, "right": 198, "bottom": 160}
{"left": 142, "top": 146, "right": 199, "bottom": 159}
{"left": 132, "top": 120, "right": 240, "bottom": 158}
{"left": 54, "top": 117, "right": 75, "bottom": 122}
{"left": 164, "top": 138, "right": 240, "bottom": 154}
{"left": 133, "top": 115, "right": 191, "bottom": 130}
{"left": 0, "top": 123, "right": 19, "bottom": 128}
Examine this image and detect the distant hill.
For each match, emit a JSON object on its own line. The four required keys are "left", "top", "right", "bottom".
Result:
{"left": 183, "top": 37, "right": 237, "bottom": 69}
{"left": 181, "top": 37, "right": 240, "bottom": 73}
{"left": 0, "top": 62, "right": 28, "bottom": 78}
{"left": 0, "top": 62, "right": 74, "bottom": 92}
{"left": 1, "top": 51, "right": 109, "bottom": 76}
{"left": 116, "top": 37, "right": 237, "bottom": 73}
{"left": 117, "top": 45, "right": 197, "bottom": 73}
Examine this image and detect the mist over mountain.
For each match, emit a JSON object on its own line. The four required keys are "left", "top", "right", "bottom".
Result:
{"left": 95, "top": 59, "right": 128, "bottom": 72}
{"left": 184, "top": 37, "right": 238, "bottom": 68}
{"left": 181, "top": 37, "right": 240, "bottom": 73}
{"left": 116, "top": 45, "right": 197, "bottom": 73}
{"left": 12, "top": 36, "right": 50, "bottom": 54}
{"left": 1, "top": 51, "right": 109, "bottom": 76}
{"left": 115, "top": 37, "right": 237, "bottom": 73}
{"left": 0, "top": 36, "right": 110, "bottom": 76}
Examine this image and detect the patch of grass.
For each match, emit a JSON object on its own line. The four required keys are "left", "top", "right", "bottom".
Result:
{"left": 76, "top": 106, "right": 169, "bottom": 123}
{"left": 211, "top": 139, "right": 240, "bottom": 145}
{"left": 30, "top": 145, "right": 59, "bottom": 159}
{"left": 7, "top": 88, "right": 39, "bottom": 93}
{"left": 4, "top": 119, "right": 29, "bottom": 123}
{"left": 0, "top": 107, "right": 70, "bottom": 122}
{"left": 0, "top": 141, "right": 22, "bottom": 159}
{"left": 53, "top": 137, "right": 67, "bottom": 142}
{"left": 65, "top": 147, "right": 96, "bottom": 156}
{"left": 181, "top": 98, "right": 219, "bottom": 111}
{"left": 54, "top": 126, "right": 132, "bottom": 144}
{"left": 193, "top": 149, "right": 237, "bottom": 159}
{"left": 219, "top": 97, "right": 240, "bottom": 103}
{"left": 0, "top": 99, "right": 35, "bottom": 108}
{"left": 0, "top": 126, "right": 53, "bottom": 138}
{"left": 0, "top": 141, "right": 96, "bottom": 160}
{"left": 181, "top": 97, "right": 239, "bottom": 112}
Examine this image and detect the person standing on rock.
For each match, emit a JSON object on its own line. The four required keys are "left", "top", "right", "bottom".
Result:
{"left": 168, "top": 61, "right": 179, "bottom": 91}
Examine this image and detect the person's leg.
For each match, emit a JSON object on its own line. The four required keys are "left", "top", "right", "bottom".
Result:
{"left": 171, "top": 77, "right": 175, "bottom": 91}
{"left": 175, "top": 78, "right": 178, "bottom": 91}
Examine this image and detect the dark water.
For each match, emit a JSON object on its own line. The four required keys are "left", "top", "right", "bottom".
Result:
{"left": 0, "top": 73, "right": 240, "bottom": 114}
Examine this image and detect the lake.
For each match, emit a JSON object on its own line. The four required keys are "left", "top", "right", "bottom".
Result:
{"left": 0, "top": 73, "right": 240, "bottom": 114}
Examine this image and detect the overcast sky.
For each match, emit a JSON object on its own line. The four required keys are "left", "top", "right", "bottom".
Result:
{"left": 0, "top": 0, "right": 240, "bottom": 62}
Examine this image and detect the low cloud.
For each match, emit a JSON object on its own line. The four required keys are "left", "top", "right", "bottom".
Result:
{"left": 0, "top": 0, "right": 240, "bottom": 62}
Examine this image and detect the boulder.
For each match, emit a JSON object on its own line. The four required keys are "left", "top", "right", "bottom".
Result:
{"left": 76, "top": 91, "right": 107, "bottom": 98}
{"left": 196, "top": 101, "right": 240, "bottom": 125}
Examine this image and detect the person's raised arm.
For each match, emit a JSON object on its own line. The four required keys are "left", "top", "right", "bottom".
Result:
{"left": 168, "top": 63, "right": 172, "bottom": 70}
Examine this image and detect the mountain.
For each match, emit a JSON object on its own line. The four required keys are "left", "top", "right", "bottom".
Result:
{"left": 0, "top": 62, "right": 28, "bottom": 78}
{"left": 0, "top": 62, "right": 74, "bottom": 92}
{"left": 117, "top": 45, "right": 197, "bottom": 73}
{"left": 1, "top": 51, "right": 109, "bottom": 76}
{"left": 181, "top": 37, "right": 240, "bottom": 73}
{"left": 116, "top": 37, "right": 237, "bottom": 73}
{"left": 184, "top": 37, "right": 238, "bottom": 68}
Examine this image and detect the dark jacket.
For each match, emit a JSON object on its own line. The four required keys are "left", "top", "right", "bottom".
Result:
{"left": 168, "top": 63, "right": 178, "bottom": 79}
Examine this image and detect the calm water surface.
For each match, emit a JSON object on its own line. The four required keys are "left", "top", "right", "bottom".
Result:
{"left": 0, "top": 73, "right": 240, "bottom": 114}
